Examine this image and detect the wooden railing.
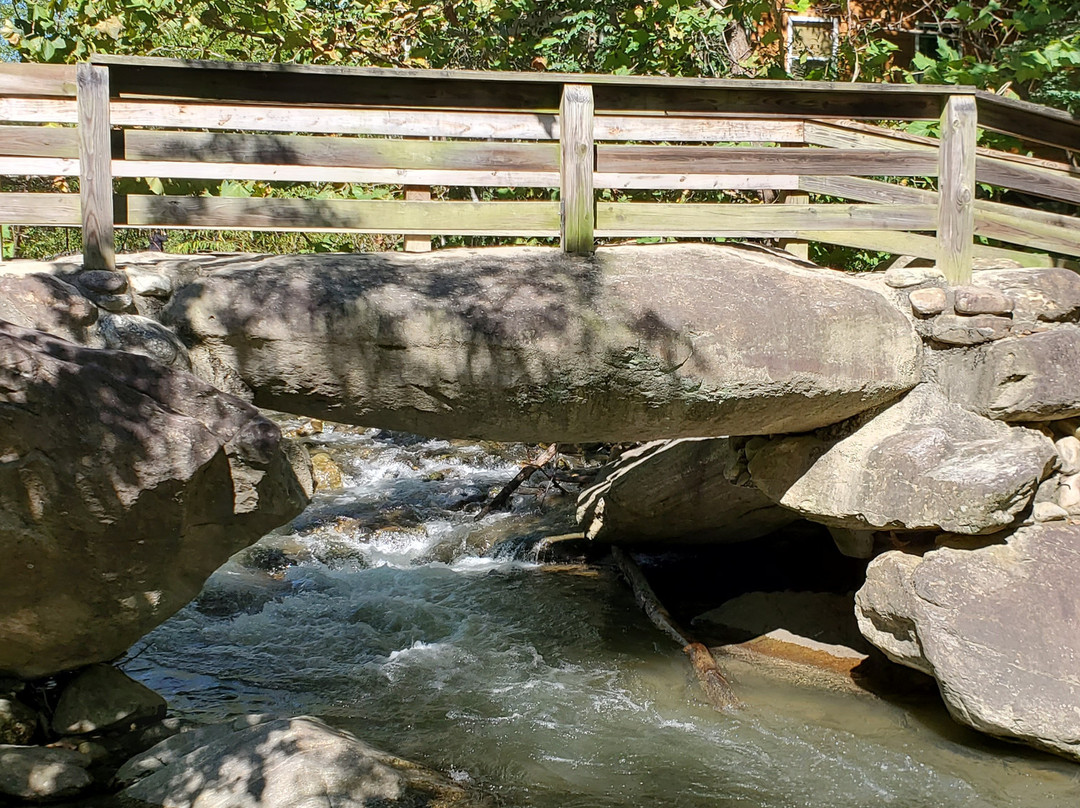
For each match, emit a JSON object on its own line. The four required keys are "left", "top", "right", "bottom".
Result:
{"left": 1, "top": 55, "right": 1078, "bottom": 284}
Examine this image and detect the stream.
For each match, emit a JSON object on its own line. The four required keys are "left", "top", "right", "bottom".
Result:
{"left": 120, "top": 421, "right": 1080, "bottom": 807}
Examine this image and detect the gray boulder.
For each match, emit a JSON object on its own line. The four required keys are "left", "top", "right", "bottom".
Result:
{"left": 52, "top": 664, "right": 166, "bottom": 736}
{"left": 163, "top": 244, "right": 921, "bottom": 442}
{"left": 577, "top": 438, "right": 797, "bottom": 543}
{"left": 748, "top": 384, "right": 1055, "bottom": 534}
{"left": 930, "top": 327, "right": 1080, "bottom": 422}
{"left": 972, "top": 267, "right": 1080, "bottom": 323}
{"left": 116, "top": 715, "right": 478, "bottom": 808}
{"left": 0, "top": 745, "right": 92, "bottom": 802}
{"left": 0, "top": 323, "right": 310, "bottom": 679}
{"left": 0, "top": 272, "right": 102, "bottom": 347}
{"left": 856, "top": 523, "right": 1080, "bottom": 761}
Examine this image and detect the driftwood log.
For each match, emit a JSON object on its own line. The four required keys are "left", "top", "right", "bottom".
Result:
{"left": 611, "top": 546, "right": 738, "bottom": 710}
{"left": 476, "top": 443, "right": 559, "bottom": 519}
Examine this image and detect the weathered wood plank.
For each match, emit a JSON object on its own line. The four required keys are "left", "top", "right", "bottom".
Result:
{"left": 0, "top": 193, "right": 80, "bottom": 225}
{"left": 0, "top": 125, "right": 79, "bottom": 158}
{"left": 781, "top": 188, "right": 811, "bottom": 260}
{"left": 804, "top": 229, "right": 1057, "bottom": 267}
{"left": 594, "top": 173, "right": 800, "bottom": 190}
{"left": 596, "top": 146, "right": 939, "bottom": 176}
{"left": 800, "top": 175, "right": 1080, "bottom": 258}
{"left": 403, "top": 185, "right": 432, "bottom": 252}
{"left": 0, "top": 98, "right": 78, "bottom": 124}
{"left": 77, "top": 63, "right": 115, "bottom": 271}
{"left": 0, "top": 63, "right": 77, "bottom": 97}
{"left": 0, "top": 156, "right": 80, "bottom": 176}
{"left": 594, "top": 203, "right": 936, "bottom": 236}
{"left": 937, "top": 95, "right": 977, "bottom": 284}
{"left": 594, "top": 116, "right": 804, "bottom": 142}
{"left": 976, "top": 92, "right": 1080, "bottom": 153}
{"left": 119, "top": 196, "right": 560, "bottom": 235}
{"left": 111, "top": 160, "right": 559, "bottom": 187}
{"left": 977, "top": 156, "right": 1080, "bottom": 206}
{"left": 560, "top": 84, "right": 595, "bottom": 254}
{"left": 121, "top": 130, "right": 560, "bottom": 170}
{"left": 110, "top": 100, "right": 558, "bottom": 138}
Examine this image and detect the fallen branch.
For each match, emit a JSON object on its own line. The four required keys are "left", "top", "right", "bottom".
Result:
{"left": 611, "top": 546, "right": 738, "bottom": 710}
{"left": 476, "top": 443, "right": 559, "bottom": 519}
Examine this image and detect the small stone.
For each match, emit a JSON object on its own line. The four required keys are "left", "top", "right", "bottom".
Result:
{"left": 954, "top": 285, "right": 1014, "bottom": 316}
{"left": 1058, "top": 474, "right": 1080, "bottom": 513}
{"left": 885, "top": 265, "right": 947, "bottom": 289}
{"left": 930, "top": 313, "right": 1012, "bottom": 346}
{"left": 909, "top": 287, "right": 948, "bottom": 316}
{"left": 1033, "top": 502, "right": 1069, "bottom": 522}
{"left": 1055, "top": 436, "right": 1080, "bottom": 475}
{"left": 94, "top": 293, "right": 134, "bottom": 312}
{"left": 77, "top": 269, "right": 128, "bottom": 294}
{"left": 0, "top": 745, "right": 92, "bottom": 802}
{"left": 124, "top": 268, "right": 173, "bottom": 298}
{"left": 310, "top": 451, "right": 344, "bottom": 491}
{"left": 0, "top": 698, "right": 37, "bottom": 745}
{"left": 52, "top": 664, "right": 167, "bottom": 736}
{"left": 827, "top": 526, "right": 875, "bottom": 559}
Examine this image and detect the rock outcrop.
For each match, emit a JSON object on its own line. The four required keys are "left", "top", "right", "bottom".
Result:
{"left": 116, "top": 715, "right": 478, "bottom": 808}
{"left": 0, "top": 322, "right": 310, "bottom": 679}
{"left": 577, "top": 438, "right": 797, "bottom": 543}
{"left": 748, "top": 384, "right": 1055, "bottom": 535}
{"left": 856, "top": 523, "right": 1080, "bottom": 761}
{"left": 162, "top": 244, "right": 922, "bottom": 442}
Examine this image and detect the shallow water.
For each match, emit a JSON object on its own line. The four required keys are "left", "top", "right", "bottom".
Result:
{"left": 121, "top": 425, "right": 1080, "bottom": 807}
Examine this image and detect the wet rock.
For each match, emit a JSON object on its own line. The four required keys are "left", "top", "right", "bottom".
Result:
{"left": 930, "top": 327, "right": 1080, "bottom": 422}
{"left": 0, "top": 272, "right": 101, "bottom": 346}
{"left": 884, "top": 265, "right": 946, "bottom": 289}
{"left": 952, "top": 285, "right": 1013, "bottom": 316}
{"left": 310, "top": 451, "right": 344, "bottom": 490}
{"left": 116, "top": 715, "right": 478, "bottom": 808}
{"left": 576, "top": 438, "right": 798, "bottom": 544}
{"left": 930, "top": 313, "right": 1012, "bottom": 345}
{"left": 749, "top": 384, "right": 1055, "bottom": 535}
{"left": 0, "top": 745, "right": 93, "bottom": 802}
{"left": 163, "top": 244, "right": 922, "bottom": 442}
{"left": 0, "top": 697, "right": 37, "bottom": 745}
{"left": 97, "top": 312, "right": 190, "bottom": 369}
{"left": 973, "top": 267, "right": 1080, "bottom": 323}
{"left": 76, "top": 269, "right": 128, "bottom": 295}
{"left": 52, "top": 664, "right": 166, "bottom": 735}
{"left": 0, "top": 323, "right": 310, "bottom": 678}
{"left": 855, "top": 523, "right": 1080, "bottom": 762}
{"left": 909, "top": 287, "right": 948, "bottom": 316}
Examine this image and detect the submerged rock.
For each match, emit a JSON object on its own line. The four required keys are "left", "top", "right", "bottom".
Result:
{"left": 0, "top": 323, "right": 311, "bottom": 679}
{"left": 163, "top": 244, "right": 921, "bottom": 442}
{"left": 856, "top": 523, "right": 1080, "bottom": 762}
{"left": 577, "top": 438, "right": 797, "bottom": 543}
{"left": 748, "top": 384, "right": 1055, "bottom": 535}
{"left": 116, "top": 715, "right": 479, "bottom": 808}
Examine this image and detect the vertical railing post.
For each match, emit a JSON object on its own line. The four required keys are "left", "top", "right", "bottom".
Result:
{"left": 77, "top": 62, "right": 114, "bottom": 271}
{"left": 559, "top": 83, "right": 594, "bottom": 254}
{"left": 936, "top": 94, "right": 976, "bottom": 285}
{"left": 403, "top": 185, "right": 432, "bottom": 252}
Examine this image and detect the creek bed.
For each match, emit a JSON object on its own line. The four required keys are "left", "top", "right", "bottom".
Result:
{"left": 118, "top": 423, "right": 1080, "bottom": 808}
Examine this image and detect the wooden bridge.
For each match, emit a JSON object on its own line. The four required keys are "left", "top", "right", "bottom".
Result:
{"left": 1, "top": 55, "right": 1077, "bottom": 285}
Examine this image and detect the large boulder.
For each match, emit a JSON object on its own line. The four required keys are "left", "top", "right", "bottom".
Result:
{"left": 0, "top": 271, "right": 102, "bottom": 347}
{"left": 116, "top": 715, "right": 478, "bottom": 808}
{"left": 929, "top": 327, "right": 1080, "bottom": 422}
{"left": 576, "top": 438, "right": 797, "bottom": 543}
{"left": 748, "top": 384, "right": 1055, "bottom": 534}
{"left": 0, "top": 322, "right": 310, "bottom": 679}
{"left": 855, "top": 523, "right": 1080, "bottom": 761}
{"left": 972, "top": 267, "right": 1080, "bottom": 323}
{"left": 163, "top": 244, "right": 921, "bottom": 442}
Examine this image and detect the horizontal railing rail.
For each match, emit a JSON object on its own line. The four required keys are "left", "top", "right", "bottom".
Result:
{"left": 0, "top": 56, "right": 1077, "bottom": 283}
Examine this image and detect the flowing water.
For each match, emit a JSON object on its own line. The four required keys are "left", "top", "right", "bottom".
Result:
{"left": 121, "top": 423, "right": 1080, "bottom": 807}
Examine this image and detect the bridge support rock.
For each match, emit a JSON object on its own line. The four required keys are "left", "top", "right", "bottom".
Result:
{"left": 162, "top": 244, "right": 922, "bottom": 442}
